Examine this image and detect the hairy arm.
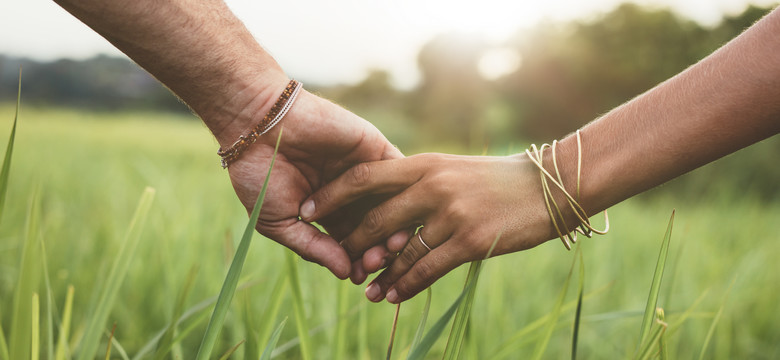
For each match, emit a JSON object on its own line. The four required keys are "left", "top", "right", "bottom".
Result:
{"left": 54, "top": 0, "right": 404, "bottom": 279}
{"left": 53, "top": 0, "right": 285, "bottom": 145}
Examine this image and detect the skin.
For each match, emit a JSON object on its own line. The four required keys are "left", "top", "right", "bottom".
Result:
{"left": 301, "top": 7, "right": 780, "bottom": 303}
{"left": 53, "top": 0, "right": 404, "bottom": 279}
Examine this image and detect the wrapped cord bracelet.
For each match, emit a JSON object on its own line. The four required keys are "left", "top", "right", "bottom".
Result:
{"left": 525, "top": 130, "right": 609, "bottom": 250}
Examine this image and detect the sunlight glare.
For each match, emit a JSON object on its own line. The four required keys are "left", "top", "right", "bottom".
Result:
{"left": 478, "top": 47, "right": 522, "bottom": 80}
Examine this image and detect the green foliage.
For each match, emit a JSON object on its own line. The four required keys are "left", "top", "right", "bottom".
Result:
{"left": 406, "top": 274, "right": 476, "bottom": 360}
{"left": 0, "top": 107, "right": 777, "bottom": 358}
{"left": 442, "top": 260, "right": 482, "bottom": 360}
{"left": 9, "top": 190, "right": 41, "bottom": 360}
{"left": 76, "top": 187, "right": 156, "bottom": 360}
{"left": 260, "top": 318, "right": 287, "bottom": 360}
{"left": 531, "top": 249, "right": 577, "bottom": 360}
{"left": 409, "top": 288, "right": 432, "bottom": 354}
{"left": 637, "top": 211, "right": 674, "bottom": 348}
{"left": 195, "top": 129, "right": 282, "bottom": 360}
{"left": 0, "top": 68, "right": 20, "bottom": 223}
{"left": 286, "top": 253, "right": 313, "bottom": 360}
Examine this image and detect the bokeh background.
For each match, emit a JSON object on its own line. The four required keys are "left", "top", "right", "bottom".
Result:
{"left": 0, "top": 0, "right": 778, "bottom": 359}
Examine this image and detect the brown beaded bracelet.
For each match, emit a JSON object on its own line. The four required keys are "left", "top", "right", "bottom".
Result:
{"left": 217, "top": 79, "right": 302, "bottom": 168}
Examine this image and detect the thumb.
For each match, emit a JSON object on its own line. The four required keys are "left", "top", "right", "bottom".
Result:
{"left": 266, "top": 220, "right": 352, "bottom": 279}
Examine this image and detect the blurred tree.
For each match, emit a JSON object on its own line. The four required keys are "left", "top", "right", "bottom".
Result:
{"left": 496, "top": 3, "right": 778, "bottom": 199}
{"left": 410, "top": 33, "right": 490, "bottom": 150}
{"left": 501, "top": 3, "right": 715, "bottom": 141}
{"left": 0, "top": 54, "right": 188, "bottom": 113}
{"left": 329, "top": 69, "right": 403, "bottom": 113}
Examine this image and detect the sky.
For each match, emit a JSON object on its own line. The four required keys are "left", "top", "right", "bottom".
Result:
{"left": 0, "top": 0, "right": 775, "bottom": 88}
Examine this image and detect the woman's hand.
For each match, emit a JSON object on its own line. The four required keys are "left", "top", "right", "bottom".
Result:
{"left": 300, "top": 153, "right": 572, "bottom": 303}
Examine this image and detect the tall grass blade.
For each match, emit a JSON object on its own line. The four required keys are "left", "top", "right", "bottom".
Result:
{"left": 358, "top": 300, "right": 368, "bottom": 359}
{"left": 442, "top": 260, "right": 482, "bottom": 360}
{"left": 407, "top": 231, "right": 500, "bottom": 360}
{"left": 636, "top": 317, "right": 667, "bottom": 360}
{"left": 132, "top": 278, "right": 263, "bottom": 360}
{"left": 257, "top": 273, "right": 289, "bottom": 347}
{"left": 409, "top": 288, "right": 432, "bottom": 352}
{"left": 154, "top": 310, "right": 211, "bottom": 358}
{"left": 9, "top": 190, "right": 42, "bottom": 360}
{"left": 697, "top": 277, "right": 735, "bottom": 360}
{"left": 31, "top": 293, "right": 40, "bottom": 360}
{"left": 107, "top": 329, "right": 129, "bottom": 360}
{"left": 386, "top": 304, "right": 401, "bottom": 360}
{"left": 667, "top": 289, "right": 710, "bottom": 336}
{"left": 489, "top": 282, "right": 613, "bottom": 360}
{"left": 530, "top": 249, "right": 577, "bottom": 360}
{"left": 104, "top": 324, "right": 116, "bottom": 360}
{"left": 406, "top": 281, "right": 472, "bottom": 360}
{"left": 260, "top": 318, "right": 288, "bottom": 360}
{"left": 55, "top": 285, "right": 75, "bottom": 360}
{"left": 153, "top": 265, "right": 198, "bottom": 360}
{"left": 39, "top": 235, "right": 56, "bottom": 360}
{"left": 76, "top": 187, "right": 156, "bottom": 360}
{"left": 195, "top": 129, "right": 283, "bottom": 360}
{"left": 242, "top": 291, "right": 261, "bottom": 360}
{"left": 0, "top": 67, "right": 21, "bottom": 222}
{"left": 657, "top": 308, "right": 668, "bottom": 360}
{"left": 637, "top": 210, "right": 675, "bottom": 348}
{"left": 217, "top": 340, "right": 245, "bottom": 360}
{"left": 333, "top": 280, "right": 349, "bottom": 360}
{"left": 0, "top": 310, "right": 9, "bottom": 360}
{"left": 571, "top": 246, "right": 585, "bottom": 360}
{"left": 286, "top": 252, "right": 313, "bottom": 360}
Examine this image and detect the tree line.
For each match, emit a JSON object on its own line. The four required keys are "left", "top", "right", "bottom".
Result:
{"left": 1, "top": 3, "right": 776, "bottom": 199}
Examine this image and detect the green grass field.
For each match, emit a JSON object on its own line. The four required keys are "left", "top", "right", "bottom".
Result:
{"left": 1, "top": 105, "right": 779, "bottom": 359}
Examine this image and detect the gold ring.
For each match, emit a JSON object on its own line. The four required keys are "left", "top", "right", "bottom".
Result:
{"left": 417, "top": 232, "right": 432, "bottom": 251}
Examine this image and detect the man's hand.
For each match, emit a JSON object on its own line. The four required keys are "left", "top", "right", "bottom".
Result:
{"left": 221, "top": 87, "right": 403, "bottom": 279}
{"left": 53, "top": 0, "right": 404, "bottom": 278}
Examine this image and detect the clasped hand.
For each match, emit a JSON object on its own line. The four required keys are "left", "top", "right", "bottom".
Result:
{"left": 299, "top": 153, "right": 560, "bottom": 304}
{"left": 229, "top": 85, "right": 560, "bottom": 304}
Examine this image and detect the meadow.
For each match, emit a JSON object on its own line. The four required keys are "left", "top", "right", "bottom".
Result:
{"left": 0, "top": 104, "right": 779, "bottom": 359}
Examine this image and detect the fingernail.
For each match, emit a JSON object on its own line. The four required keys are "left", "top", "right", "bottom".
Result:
{"left": 365, "top": 283, "right": 382, "bottom": 301}
{"left": 386, "top": 289, "right": 399, "bottom": 304}
{"left": 300, "top": 200, "right": 315, "bottom": 219}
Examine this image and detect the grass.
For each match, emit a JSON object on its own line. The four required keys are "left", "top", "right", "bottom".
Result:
{"left": 0, "top": 104, "right": 779, "bottom": 358}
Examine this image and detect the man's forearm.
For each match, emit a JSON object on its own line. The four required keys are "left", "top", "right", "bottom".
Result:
{"left": 556, "top": 7, "right": 780, "bottom": 215}
{"left": 53, "top": 0, "right": 288, "bottom": 145}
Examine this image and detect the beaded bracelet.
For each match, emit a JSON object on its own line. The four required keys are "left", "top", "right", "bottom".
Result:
{"left": 525, "top": 130, "right": 609, "bottom": 250}
{"left": 217, "top": 79, "right": 303, "bottom": 168}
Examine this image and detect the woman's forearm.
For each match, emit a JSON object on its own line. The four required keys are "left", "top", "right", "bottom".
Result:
{"left": 53, "top": 0, "right": 288, "bottom": 145}
{"left": 559, "top": 7, "right": 780, "bottom": 215}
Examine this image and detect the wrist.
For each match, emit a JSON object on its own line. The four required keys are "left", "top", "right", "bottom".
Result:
{"left": 201, "top": 70, "right": 291, "bottom": 149}
{"left": 516, "top": 136, "right": 588, "bottom": 241}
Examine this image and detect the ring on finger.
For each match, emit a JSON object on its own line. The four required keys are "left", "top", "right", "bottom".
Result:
{"left": 417, "top": 231, "right": 432, "bottom": 251}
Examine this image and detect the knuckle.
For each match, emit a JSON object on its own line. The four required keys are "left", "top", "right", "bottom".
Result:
{"left": 362, "top": 209, "right": 386, "bottom": 237}
{"left": 447, "top": 204, "right": 468, "bottom": 222}
{"left": 412, "top": 260, "right": 435, "bottom": 283}
{"left": 398, "top": 245, "right": 421, "bottom": 265}
{"left": 349, "top": 162, "right": 372, "bottom": 187}
{"left": 314, "top": 185, "right": 333, "bottom": 207}
{"left": 393, "top": 278, "right": 416, "bottom": 299}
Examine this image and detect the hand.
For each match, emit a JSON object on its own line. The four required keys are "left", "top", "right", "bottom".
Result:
{"left": 219, "top": 82, "right": 403, "bottom": 280}
{"left": 299, "top": 153, "right": 575, "bottom": 303}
